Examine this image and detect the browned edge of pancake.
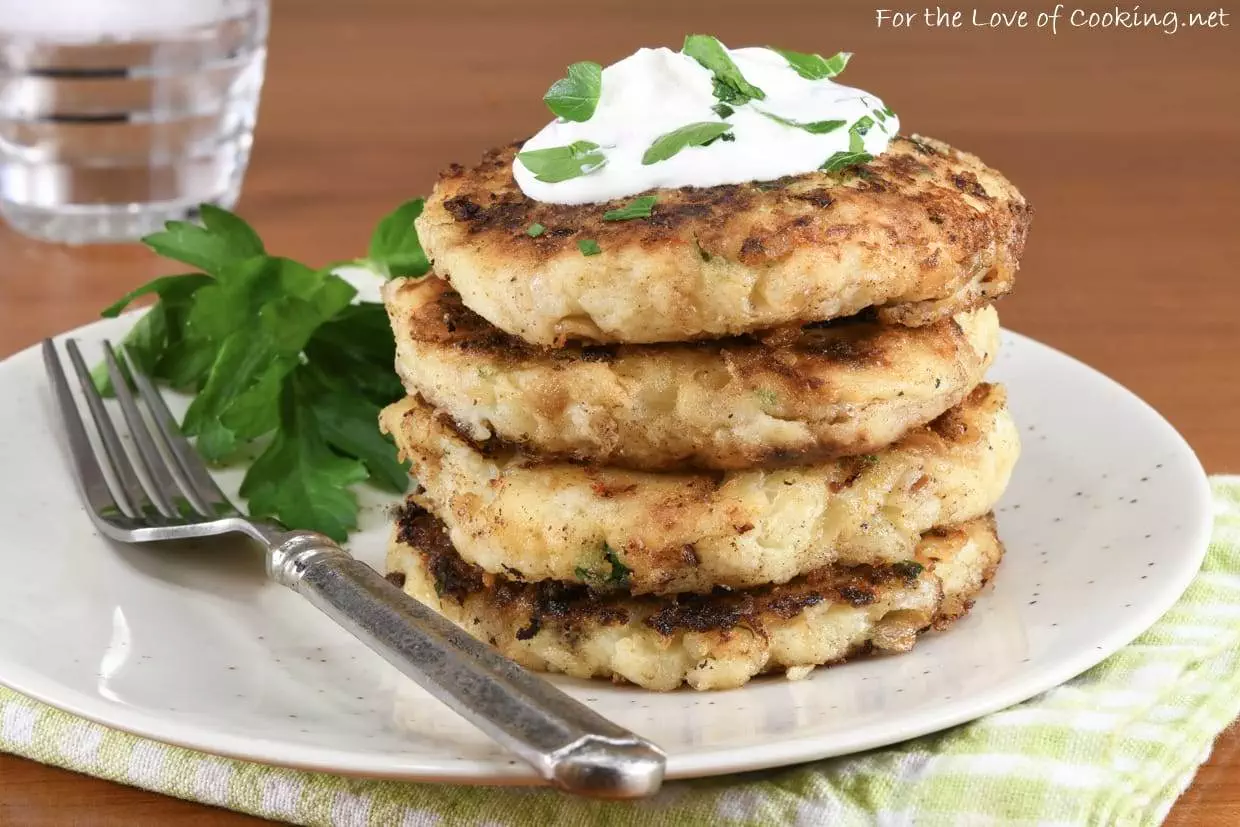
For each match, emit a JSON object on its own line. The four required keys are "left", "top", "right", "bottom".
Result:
{"left": 388, "top": 503, "right": 1002, "bottom": 642}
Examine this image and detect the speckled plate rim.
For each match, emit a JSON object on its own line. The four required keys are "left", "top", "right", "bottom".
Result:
{"left": 0, "top": 319, "right": 1213, "bottom": 784}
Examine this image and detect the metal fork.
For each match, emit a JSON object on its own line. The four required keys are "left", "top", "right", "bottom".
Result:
{"left": 42, "top": 337, "right": 665, "bottom": 799}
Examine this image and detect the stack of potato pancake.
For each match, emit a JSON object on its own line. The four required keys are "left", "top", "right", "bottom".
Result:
{"left": 380, "top": 134, "right": 1031, "bottom": 691}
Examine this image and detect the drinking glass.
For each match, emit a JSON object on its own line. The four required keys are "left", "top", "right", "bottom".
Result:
{"left": 0, "top": 0, "right": 269, "bottom": 244}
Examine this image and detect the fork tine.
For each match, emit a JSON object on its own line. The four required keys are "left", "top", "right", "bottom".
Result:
{"left": 64, "top": 340, "right": 151, "bottom": 518}
{"left": 101, "top": 341, "right": 180, "bottom": 518}
{"left": 120, "top": 345, "right": 238, "bottom": 518}
{"left": 42, "top": 340, "right": 125, "bottom": 518}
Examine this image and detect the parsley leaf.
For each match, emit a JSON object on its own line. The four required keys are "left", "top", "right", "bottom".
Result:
{"left": 820, "top": 116, "right": 877, "bottom": 172}
{"left": 92, "top": 273, "right": 212, "bottom": 394}
{"left": 711, "top": 102, "right": 735, "bottom": 119}
{"left": 517, "top": 141, "right": 606, "bottom": 183}
{"left": 758, "top": 111, "right": 846, "bottom": 134}
{"left": 602, "top": 195, "right": 657, "bottom": 221}
{"left": 100, "top": 273, "right": 213, "bottom": 319}
{"left": 770, "top": 47, "right": 852, "bottom": 80}
{"left": 142, "top": 204, "right": 264, "bottom": 276}
{"left": 302, "top": 303, "right": 404, "bottom": 405}
{"left": 603, "top": 544, "right": 631, "bottom": 588}
{"left": 367, "top": 198, "right": 429, "bottom": 278}
{"left": 526, "top": 222, "right": 546, "bottom": 237}
{"left": 170, "top": 255, "right": 354, "bottom": 412}
{"left": 683, "top": 34, "right": 765, "bottom": 104}
{"left": 821, "top": 150, "right": 873, "bottom": 173}
{"left": 642, "top": 122, "right": 733, "bottom": 165}
{"left": 93, "top": 202, "right": 415, "bottom": 539}
{"left": 575, "top": 543, "right": 631, "bottom": 590}
{"left": 239, "top": 369, "right": 370, "bottom": 542}
{"left": 577, "top": 238, "right": 602, "bottom": 256}
{"left": 184, "top": 278, "right": 355, "bottom": 460}
{"left": 299, "top": 365, "right": 409, "bottom": 493}
{"left": 543, "top": 60, "right": 602, "bottom": 122}
{"left": 98, "top": 208, "right": 270, "bottom": 394}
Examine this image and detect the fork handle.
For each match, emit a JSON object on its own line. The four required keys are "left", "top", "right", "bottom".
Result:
{"left": 265, "top": 532, "right": 665, "bottom": 798}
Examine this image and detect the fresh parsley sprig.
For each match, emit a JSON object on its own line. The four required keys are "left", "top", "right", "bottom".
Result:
{"left": 543, "top": 61, "right": 603, "bottom": 122}
{"left": 93, "top": 202, "right": 428, "bottom": 540}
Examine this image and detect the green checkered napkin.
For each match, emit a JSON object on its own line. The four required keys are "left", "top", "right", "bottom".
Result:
{"left": 4, "top": 477, "right": 1240, "bottom": 826}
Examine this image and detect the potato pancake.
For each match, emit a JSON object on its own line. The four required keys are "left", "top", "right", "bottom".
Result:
{"left": 416, "top": 135, "right": 1031, "bottom": 345}
{"left": 385, "top": 276, "right": 998, "bottom": 471}
{"left": 388, "top": 507, "right": 1003, "bottom": 691}
{"left": 379, "top": 384, "right": 1018, "bottom": 594}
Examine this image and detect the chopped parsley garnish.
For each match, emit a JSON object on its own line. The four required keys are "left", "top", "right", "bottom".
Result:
{"left": 755, "top": 388, "right": 779, "bottom": 406}
{"left": 604, "top": 544, "right": 631, "bottom": 587}
{"left": 770, "top": 47, "right": 852, "bottom": 80}
{"left": 642, "top": 121, "right": 733, "bottom": 165}
{"left": 758, "top": 111, "right": 847, "bottom": 135}
{"left": 822, "top": 117, "right": 877, "bottom": 172}
{"left": 851, "top": 115, "right": 875, "bottom": 138}
{"left": 682, "top": 34, "right": 766, "bottom": 105}
{"left": 542, "top": 60, "right": 603, "bottom": 122}
{"left": 526, "top": 222, "right": 546, "bottom": 237}
{"left": 575, "top": 543, "right": 631, "bottom": 589}
{"left": 517, "top": 140, "right": 606, "bottom": 183}
{"left": 821, "top": 151, "right": 872, "bottom": 173}
{"left": 577, "top": 238, "right": 602, "bottom": 256}
{"left": 602, "top": 195, "right": 657, "bottom": 221}
{"left": 93, "top": 202, "right": 425, "bottom": 540}
{"left": 711, "top": 102, "right": 735, "bottom": 119}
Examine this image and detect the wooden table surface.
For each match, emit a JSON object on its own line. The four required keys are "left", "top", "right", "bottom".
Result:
{"left": 1, "top": 1, "right": 1236, "bottom": 823}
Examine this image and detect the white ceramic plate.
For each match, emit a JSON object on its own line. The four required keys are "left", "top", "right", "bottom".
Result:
{"left": 0, "top": 317, "right": 1212, "bottom": 783}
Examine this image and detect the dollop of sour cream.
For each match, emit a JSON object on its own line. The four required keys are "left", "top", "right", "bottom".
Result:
{"left": 513, "top": 45, "right": 899, "bottom": 205}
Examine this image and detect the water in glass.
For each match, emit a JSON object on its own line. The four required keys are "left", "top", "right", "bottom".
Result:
{"left": 0, "top": 0, "right": 268, "bottom": 244}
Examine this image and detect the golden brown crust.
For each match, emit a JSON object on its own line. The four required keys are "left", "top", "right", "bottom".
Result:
{"left": 385, "top": 276, "right": 999, "bottom": 470}
{"left": 379, "top": 384, "right": 1020, "bottom": 595}
{"left": 416, "top": 134, "right": 1032, "bottom": 345}
{"left": 387, "top": 508, "right": 1005, "bottom": 691}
